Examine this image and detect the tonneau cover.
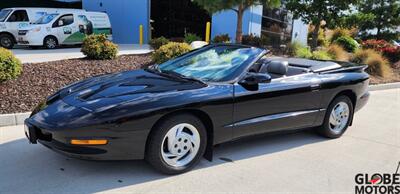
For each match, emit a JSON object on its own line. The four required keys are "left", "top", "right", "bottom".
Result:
{"left": 266, "top": 57, "right": 342, "bottom": 72}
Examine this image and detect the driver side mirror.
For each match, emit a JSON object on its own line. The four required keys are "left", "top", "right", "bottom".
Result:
{"left": 239, "top": 72, "right": 271, "bottom": 85}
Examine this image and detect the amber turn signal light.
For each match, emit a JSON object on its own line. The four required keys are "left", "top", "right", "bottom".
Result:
{"left": 70, "top": 139, "right": 108, "bottom": 145}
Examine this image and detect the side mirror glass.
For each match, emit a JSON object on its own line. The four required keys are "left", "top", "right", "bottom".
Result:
{"left": 240, "top": 72, "right": 271, "bottom": 85}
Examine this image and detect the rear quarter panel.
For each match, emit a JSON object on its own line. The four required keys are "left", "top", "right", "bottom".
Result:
{"left": 314, "top": 71, "right": 369, "bottom": 125}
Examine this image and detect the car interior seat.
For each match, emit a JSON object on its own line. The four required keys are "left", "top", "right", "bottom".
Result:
{"left": 259, "top": 60, "right": 289, "bottom": 79}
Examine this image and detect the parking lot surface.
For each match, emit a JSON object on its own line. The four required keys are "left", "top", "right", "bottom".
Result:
{"left": 11, "top": 44, "right": 151, "bottom": 63}
{"left": 0, "top": 89, "right": 399, "bottom": 193}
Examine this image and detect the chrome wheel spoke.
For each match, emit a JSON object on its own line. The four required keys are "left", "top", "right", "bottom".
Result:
{"left": 329, "top": 101, "right": 350, "bottom": 134}
{"left": 161, "top": 123, "right": 201, "bottom": 167}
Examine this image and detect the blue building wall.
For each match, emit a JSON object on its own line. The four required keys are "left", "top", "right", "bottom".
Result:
{"left": 211, "top": 5, "right": 263, "bottom": 42}
{"left": 82, "top": 1, "right": 265, "bottom": 44}
{"left": 83, "top": 0, "right": 149, "bottom": 44}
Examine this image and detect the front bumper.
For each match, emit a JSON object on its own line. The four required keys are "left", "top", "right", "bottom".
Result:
{"left": 17, "top": 33, "right": 45, "bottom": 46}
{"left": 24, "top": 120, "right": 148, "bottom": 160}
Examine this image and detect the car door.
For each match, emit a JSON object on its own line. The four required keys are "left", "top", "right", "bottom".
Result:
{"left": 232, "top": 71, "right": 323, "bottom": 139}
{"left": 6, "top": 9, "right": 30, "bottom": 38}
{"left": 52, "top": 14, "right": 76, "bottom": 44}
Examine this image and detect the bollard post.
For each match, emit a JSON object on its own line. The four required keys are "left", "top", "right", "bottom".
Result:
{"left": 205, "top": 22, "right": 211, "bottom": 43}
{"left": 139, "top": 25, "right": 143, "bottom": 46}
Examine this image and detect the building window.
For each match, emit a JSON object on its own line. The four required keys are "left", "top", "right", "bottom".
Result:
{"left": 261, "top": 6, "right": 293, "bottom": 47}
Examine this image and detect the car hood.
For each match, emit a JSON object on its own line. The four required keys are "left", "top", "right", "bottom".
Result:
{"left": 53, "top": 69, "right": 205, "bottom": 112}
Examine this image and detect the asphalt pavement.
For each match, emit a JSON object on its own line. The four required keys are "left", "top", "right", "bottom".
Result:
{"left": 0, "top": 89, "right": 399, "bottom": 194}
{"left": 11, "top": 44, "right": 151, "bottom": 63}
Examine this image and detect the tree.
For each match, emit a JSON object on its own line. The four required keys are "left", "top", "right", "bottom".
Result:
{"left": 286, "top": 0, "right": 356, "bottom": 49}
{"left": 354, "top": 0, "right": 400, "bottom": 39}
{"left": 193, "top": 0, "right": 281, "bottom": 43}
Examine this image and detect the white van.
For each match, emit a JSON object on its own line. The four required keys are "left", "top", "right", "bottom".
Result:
{"left": 0, "top": 7, "right": 79, "bottom": 48}
{"left": 17, "top": 10, "right": 112, "bottom": 49}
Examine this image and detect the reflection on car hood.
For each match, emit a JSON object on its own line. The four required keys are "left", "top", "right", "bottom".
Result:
{"left": 57, "top": 69, "right": 205, "bottom": 112}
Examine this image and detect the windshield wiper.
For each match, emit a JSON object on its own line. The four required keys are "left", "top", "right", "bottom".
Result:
{"left": 146, "top": 65, "right": 206, "bottom": 84}
{"left": 161, "top": 70, "right": 206, "bottom": 85}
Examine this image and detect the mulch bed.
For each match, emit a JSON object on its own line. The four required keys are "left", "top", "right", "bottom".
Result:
{"left": 0, "top": 54, "right": 152, "bottom": 114}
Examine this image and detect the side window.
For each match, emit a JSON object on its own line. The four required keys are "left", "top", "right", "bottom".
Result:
{"left": 52, "top": 14, "right": 74, "bottom": 28}
{"left": 7, "top": 10, "right": 29, "bottom": 22}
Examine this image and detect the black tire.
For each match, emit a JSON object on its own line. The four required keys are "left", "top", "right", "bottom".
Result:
{"left": 0, "top": 34, "right": 15, "bottom": 49}
{"left": 145, "top": 114, "right": 207, "bottom": 174}
{"left": 317, "top": 95, "right": 354, "bottom": 138}
{"left": 43, "top": 36, "right": 58, "bottom": 49}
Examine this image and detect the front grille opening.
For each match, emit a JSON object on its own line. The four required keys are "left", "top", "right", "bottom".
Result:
{"left": 36, "top": 128, "right": 52, "bottom": 142}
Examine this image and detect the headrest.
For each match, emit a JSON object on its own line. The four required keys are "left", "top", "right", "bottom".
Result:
{"left": 267, "top": 61, "right": 288, "bottom": 75}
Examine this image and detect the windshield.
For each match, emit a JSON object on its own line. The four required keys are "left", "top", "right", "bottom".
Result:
{"left": 33, "top": 13, "right": 59, "bottom": 24}
{"left": 0, "top": 9, "right": 12, "bottom": 22}
{"left": 157, "top": 45, "right": 264, "bottom": 82}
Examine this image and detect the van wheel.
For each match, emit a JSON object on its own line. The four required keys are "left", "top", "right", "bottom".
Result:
{"left": 0, "top": 34, "right": 14, "bottom": 49}
{"left": 44, "top": 36, "right": 58, "bottom": 49}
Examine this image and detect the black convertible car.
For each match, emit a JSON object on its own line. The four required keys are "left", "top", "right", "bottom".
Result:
{"left": 24, "top": 44, "right": 369, "bottom": 174}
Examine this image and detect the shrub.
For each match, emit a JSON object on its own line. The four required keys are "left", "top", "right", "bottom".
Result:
{"left": 364, "top": 56, "right": 391, "bottom": 77}
{"left": 361, "top": 39, "right": 400, "bottom": 63}
{"left": 152, "top": 42, "right": 192, "bottom": 64}
{"left": 0, "top": 47, "right": 22, "bottom": 82}
{"left": 149, "top": 36, "right": 170, "bottom": 50}
{"left": 381, "top": 46, "right": 400, "bottom": 64}
{"left": 330, "top": 28, "right": 351, "bottom": 43}
{"left": 287, "top": 41, "right": 305, "bottom": 56}
{"left": 295, "top": 46, "right": 313, "bottom": 59}
{"left": 81, "top": 34, "right": 118, "bottom": 60}
{"left": 351, "top": 49, "right": 378, "bottom": 64}
{"left": 241, "top": 34, "right": 267, "bottom": 47}
{"left": 326, "top": 44, "right": 349, "bottom": 61}
{"left": 333, "top": 36, "right": 358, "bottom": 53}
{"left": 310, "top": 50, "right": 333, "bottom": 60}
{"left": 361, "top": 39, "right": 392, "bottom": 50}
{"left": 351, "top": 49, "right": 392, "bottom": 77}
{"left": 184, "top": 33, "right": 201, "bottom": 44}
{"left": 212, "top": 34, "right": 230, "bottom": 43}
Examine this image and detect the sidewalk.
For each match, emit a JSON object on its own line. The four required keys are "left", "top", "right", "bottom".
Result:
{"left": 11, "top": 44, "right": 152, "bottom": 63}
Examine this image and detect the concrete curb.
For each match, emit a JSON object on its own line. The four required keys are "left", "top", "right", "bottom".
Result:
{"left": 368, "top": 82, "right": 400, "bottom": 91}
{"left": 0, "top": 112, "right": 30, "bottom": 127}
{"left": 0, "top": 82, "right": 399, "bottom": 127}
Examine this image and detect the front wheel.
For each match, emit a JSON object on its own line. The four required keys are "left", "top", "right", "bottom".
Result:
{"left": 146, "top": 114, "right": 207, "bottom": 174}
{"left": 43, "top": 36, "right": 58, "bottom": 49}
{"left": 317, "top": 95, "right": 353, "bottom": 138}
{"left": 0, "top": 34, "right": 14, "bottom": 49}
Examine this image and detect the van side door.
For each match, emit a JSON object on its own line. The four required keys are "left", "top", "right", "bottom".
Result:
{"left": 52, "top": 14, "right": 76, "bottom": 44}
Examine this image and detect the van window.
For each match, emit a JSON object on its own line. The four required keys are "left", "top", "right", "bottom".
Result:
{"left": 33, "top": 14, "right": 59, "bottom": 24}
{"left": 0, "top": 9, "right": 12, "bottom": 22}
{"left": 52, "top": 14, "right": 74, "bottom": 27}
{"left": 7, "top": 10, "right": 29, "bottom": 22}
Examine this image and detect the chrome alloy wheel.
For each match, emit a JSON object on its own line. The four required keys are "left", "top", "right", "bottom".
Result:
{"left": 329, "top": 102, "right": 350, "bottom": 134}
{"left": 161, "top": 123, "right": 200, "bottom": 167}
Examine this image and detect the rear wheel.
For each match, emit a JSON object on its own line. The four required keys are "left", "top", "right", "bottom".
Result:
{"left": 0, "top": 34, "right": 14, "bottom": 49}
{"left": 44, "top": 36, "right": 58, "bottom": 49}
{"left": 146, "top": 114, "right": 207, "bottom": 174}
{"left": 317, "top": 95, "right": 353, "bottom": 138}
